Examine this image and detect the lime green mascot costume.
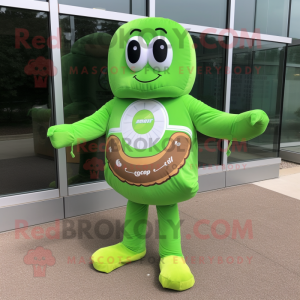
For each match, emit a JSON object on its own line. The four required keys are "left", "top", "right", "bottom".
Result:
{"left": 48, "top": 18, "right": 269, "bottom": 291}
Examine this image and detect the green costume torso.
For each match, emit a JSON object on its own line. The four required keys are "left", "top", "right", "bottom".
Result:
{"left": 105, "top": 96, "right": 199, "bottom": 205}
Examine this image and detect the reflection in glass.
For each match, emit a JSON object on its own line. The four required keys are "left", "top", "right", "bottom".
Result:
{"left": 132, "top": 0, "right": 146, "bottom": 16}
{"left": 189, "top": 33, "right": 226, "bottom": 167}
{"left": 289, "top": 0, "right": 300, "bottom": 39}
{"left": 58, "top": 0, "right": 146, "bottom": 15}
{"left": 255, "top": 0, "right": 289, "bottom": 36}
{"left": 0, "top": 7, "right": 57, "bottom": 196}
{"left": 229, "top": 38, "right": 286, "bottom": 163}
{"left": 280, "top": 46, "right": 300, "bottom": 154}
{"left": 234, "top": 0, "right": 255, "bottom": 32}
{"left": 60, "top": 15, "right": 123, "bottom": 186}
{"left": 156, "top": 0, "right": 227, "bottom": 28}
{"left": 234, "top": 0, "right": 289, "bottom": 37}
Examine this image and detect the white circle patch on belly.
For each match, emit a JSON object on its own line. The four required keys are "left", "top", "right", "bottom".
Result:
{"left": 120, "top": 100, "right": 167, "bottom": 149}
{"left": 107, "top": 99, "right": 192, "bottom": 150}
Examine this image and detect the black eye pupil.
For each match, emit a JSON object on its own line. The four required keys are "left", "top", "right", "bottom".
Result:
{"left": 153, "top": 39, "right": 167, "bottom": 63}
{"left": 128, "top": 40, "right": 140, "bottom": 64}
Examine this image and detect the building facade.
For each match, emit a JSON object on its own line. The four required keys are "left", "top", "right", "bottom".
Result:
{"left": 0, "top": 0, "right": 299, "bottom": 232}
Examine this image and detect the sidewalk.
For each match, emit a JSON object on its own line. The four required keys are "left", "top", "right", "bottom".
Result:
{"left": 253, "top": 166, "right": 300, "bottom": 200}
{"left": 0, "top": 177, "right": 299, "bottom": 299}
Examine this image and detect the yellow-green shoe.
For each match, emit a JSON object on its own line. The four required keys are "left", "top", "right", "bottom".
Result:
{"left": 159, "top": 256, "right": 195, "bottom": 291}
{"left": 91, "top": 242, "right": 146, "bottom": 273}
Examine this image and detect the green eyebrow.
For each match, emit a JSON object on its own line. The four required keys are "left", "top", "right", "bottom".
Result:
{"left": 155, "top": 28, "right": 167, "bottom": 34}
{"left": 130, "top": 29, "right": 141, "bottom": 35}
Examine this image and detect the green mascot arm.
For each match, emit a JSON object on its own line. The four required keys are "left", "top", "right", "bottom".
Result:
{"left": 186, "top": 95, "right": 269, "bottom": 142}
{"left": 47, "top": 99, "right": 114, "bottom": 156}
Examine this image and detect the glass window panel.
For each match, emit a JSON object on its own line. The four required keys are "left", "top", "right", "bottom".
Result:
{"left": 189, "top": 33, "right": 226, "bottom": 167}
{"left": 289, "top": 0, "right": 300, "bottom": 39}
{"left": 132, "top": 0, "right": 146, "bottom": 16}
{"left": 156, "top": 0, "right": 227, "bottom": 28}
{"left": 235, "top": 0, "right": 290, "bottom": 36}
{"left": 60, "top": 15, "right": 124, "bottom": 186}
{"left": 229, "top": 38, "right": 286, "bottom": 163}
{"left": 58, "top": 0, "right": 146, "bottom": 15}
{"left": 234, "top": 0, "right": 255, "bottom": 32}
{"left": 280, "top": 45, "right": 300, "bottom": 154}
{"left": 0, "top": 7, "right": 57, "bottom": 196}
{"left": 255, "top": 0, "right": 289, "bottom": 36}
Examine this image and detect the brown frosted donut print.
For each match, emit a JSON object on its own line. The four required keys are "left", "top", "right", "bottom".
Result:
{"left": 106, "top": 132, "right": 191, "bottom": 186}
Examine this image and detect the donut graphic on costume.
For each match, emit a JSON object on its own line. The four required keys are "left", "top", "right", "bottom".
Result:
{"left": 106, "top": 100, "right": 192, "bottom": 186}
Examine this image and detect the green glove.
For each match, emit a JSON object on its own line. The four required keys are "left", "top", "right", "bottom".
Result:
{"left": 47, "top": 124, "right": 75, "bottom": 149}
{"left": 232, "top": 109, "right": 269, "bottom": 142}
{"left": 47, "top": 100, "right": 113, "bottom": 158}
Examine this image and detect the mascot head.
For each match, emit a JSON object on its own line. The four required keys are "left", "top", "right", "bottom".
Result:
{"left": 108, "top": 17, "right": 196, "bottom": 99}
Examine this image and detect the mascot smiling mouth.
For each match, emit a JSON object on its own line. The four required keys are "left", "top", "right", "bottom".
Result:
{"left": 133, "top": 74, "right": 161, "bottom": 83}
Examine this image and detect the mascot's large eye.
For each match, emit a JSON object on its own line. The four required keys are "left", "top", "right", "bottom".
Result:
{"left": 126, "top": 36, "right": 148, "bottom": 72}
{"left": 148, "top": 36, "right": 173, "bottom": 72}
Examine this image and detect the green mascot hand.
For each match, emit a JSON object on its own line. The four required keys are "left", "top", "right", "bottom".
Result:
{"left": 46, "top": 101, "right": 112, "bottom": 157}
{"left": 232, "top": 109, "right": 270, "bottom": 141}
{"left": 47, "top": 124, "right": 75, "bottom": 149}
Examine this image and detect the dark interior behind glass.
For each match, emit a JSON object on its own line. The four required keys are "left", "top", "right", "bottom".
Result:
{"left": 0, "top": 7, "right": 57, "bottom": 196}
{"left": 60, "top": 15, "right": 123, "bottom": 186}
{"left": 189, "top": 33, "right": 226, "bottom": 167}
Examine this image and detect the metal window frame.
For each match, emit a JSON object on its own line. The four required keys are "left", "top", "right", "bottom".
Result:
{"left": 0, "top": 0, "right": 49, "bottom": 11}
{"left": 226, "top": 157, "right": 281, "bottom": 171}
{"left": 0, "top": 189, "right": 59, "bottom": 208}
{"left": 69, "top": 181, "right": 111, "bottom": 196}
{"left": 198, "top": 157, "right": 281, "bottom": 175}
{"left": 0, "top": 0, "right": 291, "bottom": 205}
{"left": 234, "top": 30, "right": 291, "bottom": 43}
{"left": 49, "top": 0, "right": 68, "bottom": 198}
{"left": 147, "top": 0, "right": 155, "bottom": 17}
{"left": 58, "top": 4, "right": 146, "bottom": 21}
{"left": 221, "top": 0, "right": 235, "bottom": 170}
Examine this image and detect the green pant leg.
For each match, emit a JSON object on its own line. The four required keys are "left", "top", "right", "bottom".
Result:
{"left": 156, "top": 204, "right": 183, "bottom": 258}
{"left": 122, "top": 200, "right": 149, "bottom": 253}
